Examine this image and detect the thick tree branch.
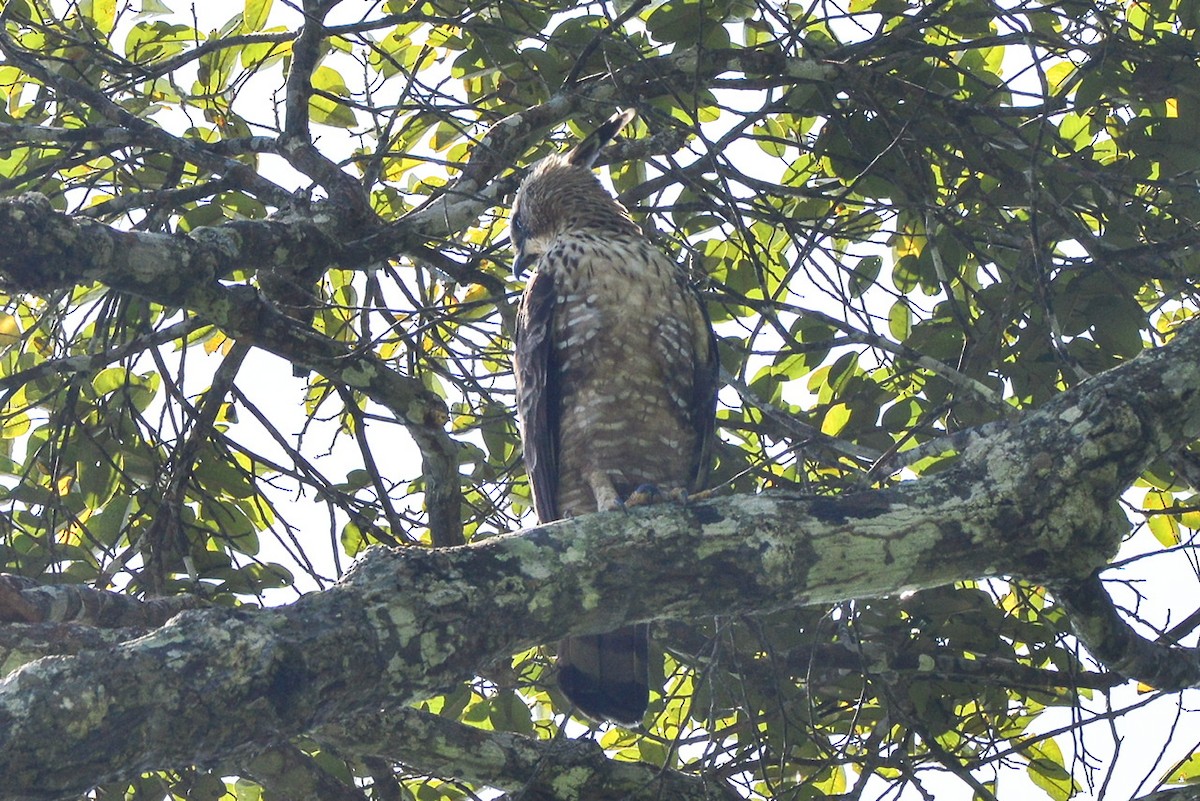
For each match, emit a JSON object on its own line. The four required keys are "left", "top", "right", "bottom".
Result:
{"left": 0, "top": 193, "right": 336, "bottom": 301}
{"left": 0, "top": 624, "right": 135, "bottom": 675}
{"left": 1, "top": 315, "right": 1199, "bottom": 797}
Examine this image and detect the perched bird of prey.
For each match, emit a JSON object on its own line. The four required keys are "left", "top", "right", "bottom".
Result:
{"left": 511, "top": 110, "right": 719, "bottom": 725}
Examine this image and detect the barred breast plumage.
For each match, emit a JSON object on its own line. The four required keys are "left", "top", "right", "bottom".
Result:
{"left": 511, "top": 110, "right": 719, "bottom": 725}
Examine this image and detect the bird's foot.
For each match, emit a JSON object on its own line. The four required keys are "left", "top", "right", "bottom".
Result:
{"left": 624, "top": 484, "right": 688, "bottom": 508}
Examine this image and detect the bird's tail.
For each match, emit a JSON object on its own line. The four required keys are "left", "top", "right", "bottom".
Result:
{"left": 557, "top": 624, "right": 649, "bottom": 726}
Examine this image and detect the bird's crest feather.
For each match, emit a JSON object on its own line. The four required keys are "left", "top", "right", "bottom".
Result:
{"left": 566, "top": 108, "right": 637, "bottom": 168}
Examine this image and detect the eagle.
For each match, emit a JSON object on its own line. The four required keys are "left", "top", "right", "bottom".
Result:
{"left": 511, "top": 109, "right": 720, "bottom": 725}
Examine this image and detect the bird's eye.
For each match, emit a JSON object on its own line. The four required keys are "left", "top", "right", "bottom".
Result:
{"left": 511, "top": 215, "right": 528, "bottom": 245}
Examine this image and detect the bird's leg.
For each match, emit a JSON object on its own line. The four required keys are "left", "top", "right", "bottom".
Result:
{"left": 585, "top": 470, "right": 624, "bottom": 513}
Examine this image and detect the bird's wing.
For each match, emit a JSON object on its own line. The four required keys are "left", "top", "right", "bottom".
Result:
{"left": 687, "top": 284, "right": 721, "bottom": 492}
{"left": 514, "top": 267, "right": 561, "bottom": 522}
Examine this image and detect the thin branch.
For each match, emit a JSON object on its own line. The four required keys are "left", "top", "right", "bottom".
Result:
{"left": 0, "top": 573, "right": 203, "bottom": 627}
{"left": 0, "top": 317, "right": 204, "bottom": 394}
{"left": 0, "top": 24, "right": 294, "bottom": 209}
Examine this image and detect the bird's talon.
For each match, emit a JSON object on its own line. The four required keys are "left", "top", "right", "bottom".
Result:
{"left": 625, "top": 484, "right": 663, "bottom": 507}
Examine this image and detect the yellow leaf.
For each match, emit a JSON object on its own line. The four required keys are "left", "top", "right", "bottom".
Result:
{"left": 1163, "top": 750, "right": 1200, "bottom": 784}
{"left": 1145, "top": 490, "right": 1182, "bottom": 547}
{"left": 81, "top": 0, "right": 117, "bottom": 33}
{"left": 1046, "top": 62, "right": 1076, "bottom": 96}
{"left": 204, "top": 331, "right": 232, "bottom": 355}
{"left": 0, "top": 312, "right": 21, "bottom": 348}
{"left": 820, "top": 402, "right": 851, "bottom": 436}
{"left": 243, "top": 0, "right": 273, "bottom": 32}
{"left": 1, "top": 412, "right": 30, "bottom": 439}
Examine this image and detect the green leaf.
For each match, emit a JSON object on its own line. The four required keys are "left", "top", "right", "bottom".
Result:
{"left": 232, "top": 778, "right": 264, "bottom": 801}
{"left": 309, "top": 66, "right": 356, "bottom": 128}
{"left": 888, "top": 299, "right": 912, "bottom": 341}
{"left": 637, "top": 736, "right": 669, "bottom": 765}
{"left": 1024, "top": 740, "right": 1079, "bottom": 801}
{"left": 813, "top": 766, "right": 847, "bottom": 795}
{"left": 754, "top": 117, "right": 789, "bottom": 157}
{"left": 488, "top": 690, "right": 534, "bottom": 735}
{"left": 849, "top": 255, "right": 882, "bottom": 298}
{"left": 188, "top": 773, "right": 228, "bottom": 801}
{"left": 91, "top": 368, "right": 160, "bottom": 412}
{"left": 138, "top": 0, "right": 173, "bottom": 16}
{"left": 892, "top": 254, "right": 921, "bottom": 293}
{"left": 881, "top": 399, "right": 921, "bottom": 432}
{"left": 77, "top": 445, "right": 118, "bottom": 508}
{"left": 85, "top": 496, "right": 134, "bottom": 547}
{"left": 241, "top": 31, "right": 291, "bottom": 70}
{"left": 125, "top": 22, "right": 194, "bottom": 62}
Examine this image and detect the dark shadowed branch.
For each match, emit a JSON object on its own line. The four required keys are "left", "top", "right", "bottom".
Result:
{"left": 1054, "top": 572, "right": 1200, "bottom": 691}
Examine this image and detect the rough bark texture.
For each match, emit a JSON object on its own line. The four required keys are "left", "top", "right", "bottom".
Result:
{"left": 0, "top": 318, "right": 1198, "bottom": 798}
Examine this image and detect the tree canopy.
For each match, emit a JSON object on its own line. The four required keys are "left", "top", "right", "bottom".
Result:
{"left": 2, "top": 0, "right": 1200, "bottom": 799}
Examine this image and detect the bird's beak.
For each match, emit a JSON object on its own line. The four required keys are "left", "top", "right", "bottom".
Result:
{"left": 512, "top": 249, "right": 529, "bottom": 279}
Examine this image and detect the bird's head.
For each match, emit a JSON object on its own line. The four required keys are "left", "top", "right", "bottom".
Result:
{"left": 510, "top": 108, "right": 638, "bottom": 278}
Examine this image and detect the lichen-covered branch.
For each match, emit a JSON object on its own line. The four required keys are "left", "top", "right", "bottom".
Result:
{"left": 0, "top": 574, "right": 202, "bottom": 628}
{"left": 0, "top": 316, "right": 1198, "bottom": 797}
{"left": 0, "top": 624, "right": 136, "bottom": 677}
{"left": 1131, "top": 784, "right": 1200, "bottom": 801}
{"left": 315, "top": 706, "right": 740, "bottom": 801}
